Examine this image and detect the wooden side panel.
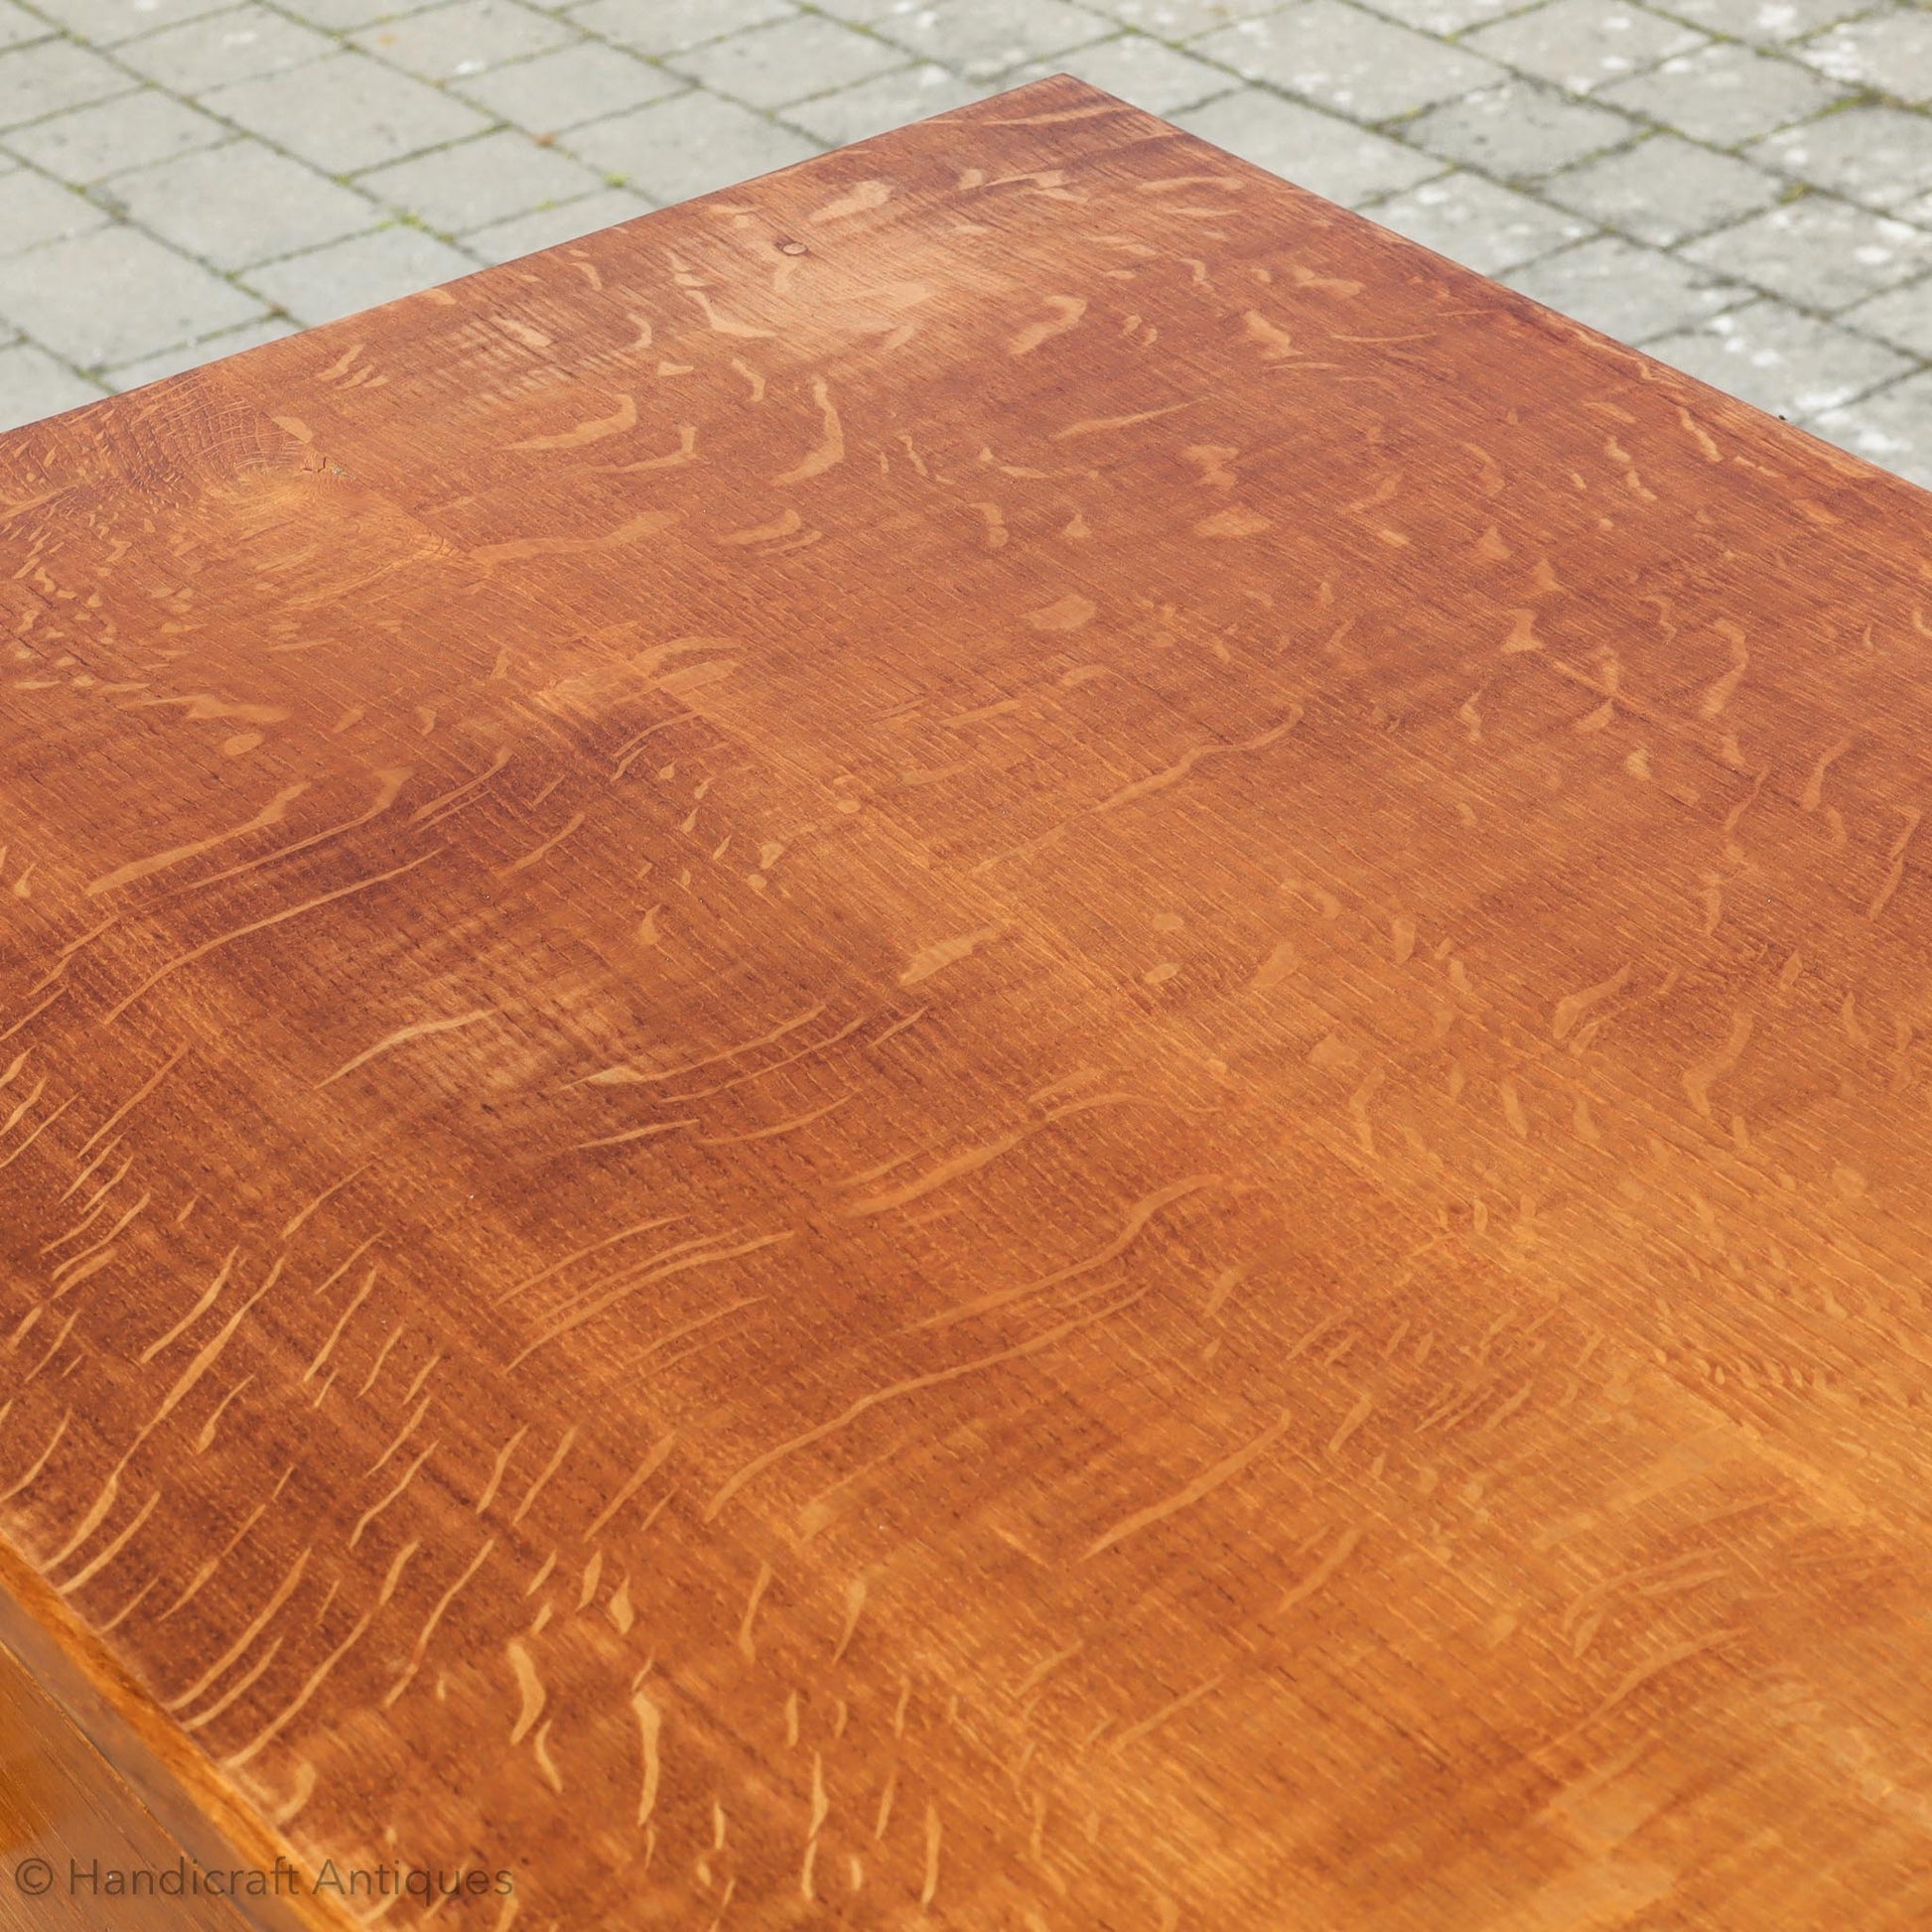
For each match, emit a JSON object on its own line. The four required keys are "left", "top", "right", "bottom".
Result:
{"left": 0, "top": 1621, "right": 263, "bottom": 1932}
{"left": 0, "top": 74, "right": 1931, "bottom": 1929}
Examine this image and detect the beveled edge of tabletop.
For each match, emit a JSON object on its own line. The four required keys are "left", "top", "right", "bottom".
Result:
{"left": 0, "top": 1518, "right": 349, "bottom": 1932}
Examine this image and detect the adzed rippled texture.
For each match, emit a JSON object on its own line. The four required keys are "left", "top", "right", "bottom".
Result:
{"left": 1, "top": 73, "right": 1930, "bottom": 1931}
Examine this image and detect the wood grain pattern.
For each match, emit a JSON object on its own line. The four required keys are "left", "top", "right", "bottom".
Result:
{"left": 1, "top": 72, "right": 1930, "bottom": 1928}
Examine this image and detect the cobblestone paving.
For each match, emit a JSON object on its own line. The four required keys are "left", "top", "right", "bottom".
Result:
{"left": 0, "top": 0, "right": 1928, "bottom": 486}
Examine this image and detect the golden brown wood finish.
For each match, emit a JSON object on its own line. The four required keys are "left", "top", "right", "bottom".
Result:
{"left": 1, "top": 73, "right": 1930, "bottom": 1929}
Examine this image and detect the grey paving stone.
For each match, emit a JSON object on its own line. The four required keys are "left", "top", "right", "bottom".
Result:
{"left": 1080, "top": 0, "right": 1293, "bottom": 35}
{"left": 1646, "top": 298, "right": 1909, "bottom": 419}
{"left": 792, "top": 0, "right": 910, "bottom": 18}
{"left": 1405, "top": 78, "right": 1637, "bottom": 180}
{"left": 5, "top": 88, "right": 226, "bottom": 182}
{"left": 1502, "top": 232, "right": 1746, "bottom": 341}
{"left": 568, "top": 0, "right": 794, "bottom": 53}
{"left": 1649, "top": 0, "right": 1859, "bottom": 45}
{"left": 0, "top": 224, "right": 262, "bottom": 365}
{"left": 0, "top": 342, "right": 104, "bottom": 430}
{"left": 1464, "top": 0, "right": 1707, "bottom": 95}
{"left": 452, "top": 43, "right": 684, "bottom": 131}
{"left": 0, "top": 39, "right": 137, "bottom": 128}
{"left": 462, "top": 183, "right": 652, "bottom": 259}
{"left": 358, "top": 127, "right": 604, "bottom": 231}
{"left": 27, "top": 0, "right": 234, "bottom": 40}
{"left": 205, "top": 52, "right": 493, "bottom": 174}
{"left": 779, "top": 64, "right": 988, "bottom": 144}
{"left": 352, "top": 0, "right": 572, "bottom": 79}
{"left": 1683, "top": 195, "right": 1932, "bottom": 310}
{"left": 667, "top": 14, "right": 905, "bottom": 107}
{"left": 240, "top": 224, "right": 481, "bottom": 323}
{"left": 1174, "top": 87, "right": 1447, "bottom": 205}
{"left": 102, "top": 139, "right": 380, "bottom": 269}
{"left": 560, "top": 85, "right": 818, "bottom": 204}
{"left": 1351, "top": 0, "right": 1528, "bottom": 35}
{"left": 273, "top": 0, "right": 448, "bottom": 29}
{"left": 1196, "top": 2, "right": 1507, "bottom": 121}
{"left": 1372, "top": 169, "right": 1592, "bottom": 272}
{"left": 1810, "top": 372, "right": 1932, "bottom": 487}
{"left": 116, "top": 6, "right": 336, "bottom": 90}
{"left": 0, "top": 168, "right": 110, "bottom": 253}
{"left": 1747, "top": 106, "right": 1932, "bottom": 213}
{"left": 1008, "top": 33, "right": 1240, "bottom": 114}
{"left": 1542, "top": 131, "right": 1781, "bottom": 244}
{"left": 0, "top": 1, "right": 49, "bottom": 49}
{"left": 1800, "top": 11, "right": 1932, "bottom": 103}
{"left": 104, "top": 314, "right": 297, "bottom": 389}
{"left": 872, "top": 0, "right": 1113, "bottom": 80}
{"left": 1596, "top": 40, "right": 1843, "bottom": 145}
{"left": 1841, "top": 279, "right": 1932, "bottom": 359}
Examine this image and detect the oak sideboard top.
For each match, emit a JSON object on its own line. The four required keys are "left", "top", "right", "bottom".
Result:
{"left": 2, "top": 72, "right": 1930, "bottom": 1931}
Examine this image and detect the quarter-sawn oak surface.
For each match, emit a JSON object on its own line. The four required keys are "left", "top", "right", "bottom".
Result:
{"left": 2, "top": 73, "right": 1930, "bottom": 1931}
